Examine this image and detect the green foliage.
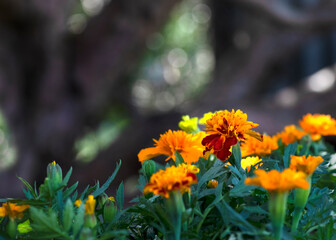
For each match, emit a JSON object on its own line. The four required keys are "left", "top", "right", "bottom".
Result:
{"left": 1, "top": 126, "right": 336, "bottom": 239}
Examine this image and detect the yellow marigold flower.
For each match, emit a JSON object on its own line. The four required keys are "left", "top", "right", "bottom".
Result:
{"left": 144, "top": 164, "right": 198, "bottom": 198}
{"left": 202, "top": 109, "right": 261, "bottom": 161}
{"left": 138, "top": 130, "right": 206, "bottom": 164}
{"left": 74, "top": 199, "right": 82, "bottom": 207}
{"left": 199, "top": 112, "right": 216, "bottom": 125}
{"left": 0, "top": 202, "right": 29, "bottom": 219}
{"left": 241, "top": 135, "right": 278, "bottom": 157}
{"left": 245, "top": 169, "right": 309, "bottom": 192}
{"left": 241, "top": 156, "right": 263, "bottom": 171}
{"left": 290, "top": 155, "right": 323, "bottom": 175}
{"left": 275, "top": 125, "right": 306, "bottom": 146}
{"left": 207, "top": 179, "right": 218, "bottom": 188}
{"left": 85, "top": 195, "right": 96, "bottom": 215}
{"left": 178, "top": 115, "right": 199, "bottom": 133}
{"left": 299, "top": 113, "right": 336, "bottom": 141}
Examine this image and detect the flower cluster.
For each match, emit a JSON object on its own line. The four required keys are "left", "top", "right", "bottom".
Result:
{"left": 299, "top": 113, "right": 336, "bottom": 140}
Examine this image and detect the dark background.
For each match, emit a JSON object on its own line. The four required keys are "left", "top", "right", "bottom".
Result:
{"left": 1, "top": 0, "right": 336, "bottom": 199}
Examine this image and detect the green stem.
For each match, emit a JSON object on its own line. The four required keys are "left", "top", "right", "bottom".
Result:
{"left": 291, "top": 176, "right": 311, "bottom": 234}
{"left": 269, "top": 192, "right": 288, "bottom": 240}
{"left": 166, "top": 191, "right": 185, "bottom": 240}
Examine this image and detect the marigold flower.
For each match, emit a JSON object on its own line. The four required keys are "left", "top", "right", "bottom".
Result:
{"left": 74, "top": 199, "right": 82, "bottom": 208}
{"left": 0, "top": 202, "right": 30, "bottom": 219}
{"left": 299, "top": 113, "right": 336, "bottom": 141}
{"left": 144, "top": 164, "right": 198, "bottom": 198}
{"left": 85, "top": 195, "right": 96, "bottom": 215}
{"left": 275, "top": 125, "right": 307, "bottom": 146}
{"left": 74, "top": 195, "right": 96, "bottom": 215}
{"left": 241, "top": 135, "right": 278, "bottom": 157}
{"left": 202, "top": 109, "right": 261, "bottom": 161}
{"left": 207, "top": 179, "right": 218, "bottom": 188}
{"left": 138, "top": 130, "right": 206, "bottom": 164}
{"left": 290, "top": 155, "right": 323, "bottom": 175}
{"left": 178, "top": 115, "right": 199, "bottom": 133}
{"left": 199, "top": 112, "right": 216, "bottom": 125}
{"left": 245, "top": 169, "right": 309, "bottom": 192}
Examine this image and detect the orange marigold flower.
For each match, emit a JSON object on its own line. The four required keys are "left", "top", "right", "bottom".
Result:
{"left": 202, "top": 109, "right": 261, "bottom": 161}
{"left": 241, "top": 135, "right": 278, "bottom": 157}
{"left": 299, "top": 113, "right": 336, "bottom": 141}
{"left": 290, "top": 155, "right": 323, "bottom": 175}
{"left": 144, "top": 164, "right": 198, "bottom": 198}
{"left": 138, "top": 130, "right": 206, "bottom": 164}
{"left": 275, "top": 125, "right": 307, "bottom": 146}
{"left": 0, "top": 202, "right": 29, "bottom": 219}
{"left": 245, "top": 169, "right": 309, "bottom": 192}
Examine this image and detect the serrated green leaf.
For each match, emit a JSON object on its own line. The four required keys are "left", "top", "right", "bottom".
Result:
{"left": 91, "top": 161, "right": 121, "bottom": 197}
{"left": 17, "top": 220, "right": 32, "bottom": 233}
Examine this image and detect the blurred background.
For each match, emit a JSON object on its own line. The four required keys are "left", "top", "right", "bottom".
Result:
{"left": 1, "top": 0, "right": 336, "bottom": 199}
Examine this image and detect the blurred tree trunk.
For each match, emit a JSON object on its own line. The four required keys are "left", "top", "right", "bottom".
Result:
{"left": 0, "top": 0, "right": 180, "bottom": 197}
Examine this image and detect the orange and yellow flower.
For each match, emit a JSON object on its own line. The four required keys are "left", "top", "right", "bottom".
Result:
{"left": 144, "top": 164, "right": 198, "bottom": 198}
{"left": 138, "top": 130, "right": 206, "bottom": 164}
{"left": 245, "top": 169, "right": 309, "bottom": 192}
{"left": 241, "top": 135, "right": 278, "bottom": 157}
{"left": 275, "top": 125, "right": 307, "bottom": 146}
{"left": 0, "top": 202, "right": 29, "bottom": 219}
{"left": 290, "top": 155, "right": 323, "bottom": 175}
{"left": 202, "top": 109, "right": 261, "bottom": 161}
{"left": 299, "top": 113, "right": 336, "bottom": 141}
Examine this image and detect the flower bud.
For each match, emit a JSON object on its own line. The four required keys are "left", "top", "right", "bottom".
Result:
{"left": 207, "top": 179, "right": 218, "bottom": 188}
{"left": 103, "top": 197, "right": 117, "bottom": 222}
{"left": 84, "top": 214, "right": 97, "bottom": 229}
{"left": 47, "top": 161, "right": 63, "bottom": 190}
{"left": 142, "top": 160, "right": 156, "bottom": 181}
{"left": 97, "top": 194, "right": 109, "bottom": 208}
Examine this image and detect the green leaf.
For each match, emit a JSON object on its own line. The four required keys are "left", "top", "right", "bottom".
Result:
{"left": 116, "top": 181, "right": 124, "bottom": 210}
{"left": 73, "top": 204, "right": 85, "bottom": 237}
{"left": 63, "top": 181, "right": 79, "bottom": 199}
{"left": 63, "top": 199, "right": 74, "bottom": 232}
{"left": 283, "top": 142, "right": 298, "bottom": 168}
{"left": 91, "top": 161, "right": 121, "bottom": 197}
{"left": 174, "top": 151, "right": 185, "bottom": 166}
{"left": 62, "top": 167, "right": 73, "bottom": 187}
{"left": 17, "top": 220, "right": 32, "bottom": 233}
{"left": 18, "top": 177, "right": 37, "bottom": 199}
{"left": 229, "top": 179, "right": 256, "bottom": 197}
{"left": 232, "top": 143, "right": 242, "bottom": 170}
